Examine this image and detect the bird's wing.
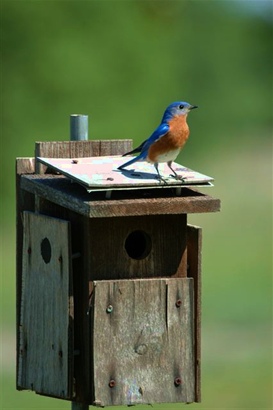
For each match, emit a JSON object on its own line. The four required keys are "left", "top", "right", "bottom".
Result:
{"left": 141, "top": 123, "right": 169, "bottom": 154}
{"left": 122, "top": 123, "right": 169, "bottom": 157}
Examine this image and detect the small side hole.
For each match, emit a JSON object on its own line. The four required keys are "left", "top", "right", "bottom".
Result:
{"left": 41, "top": 238, "right": 51, "bottom": 264}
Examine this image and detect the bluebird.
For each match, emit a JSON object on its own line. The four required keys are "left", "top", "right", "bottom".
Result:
{"left": 118, "top": 101, "right": 198, "bottom": 181}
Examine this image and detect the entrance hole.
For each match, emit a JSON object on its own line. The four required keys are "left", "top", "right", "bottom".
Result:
{"left": 125, "top": 230, "right": 152, "bottom": 260}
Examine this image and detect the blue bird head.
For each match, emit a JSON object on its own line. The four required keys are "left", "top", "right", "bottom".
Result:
{"left": 161, "top": 101, "right": 198, "bottom": 123}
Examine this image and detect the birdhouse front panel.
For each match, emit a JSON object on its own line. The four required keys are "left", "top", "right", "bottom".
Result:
{"left": 85, "top": 214, "right": 187, "bottom": 280}
{"left": 92, "top": 278, "right": 194, "bottom": 406}
{"left": 18, "top": 212, "right": 74, "bottom": 399}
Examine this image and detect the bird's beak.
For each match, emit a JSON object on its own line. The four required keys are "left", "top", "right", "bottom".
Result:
{"left": 189, "top": 105, "right": 198, "bottom": 110}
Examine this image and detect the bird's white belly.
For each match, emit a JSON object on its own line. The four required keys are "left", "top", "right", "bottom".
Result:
{"left": 154, "top": 148, "right": 181, "bottom": 163}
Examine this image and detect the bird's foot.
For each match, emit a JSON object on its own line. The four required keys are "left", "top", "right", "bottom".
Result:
{"left": 170, "top": 174, "right": 186, "bottom": 182}
{"left": 156, "top": 175, "right": 168, "bottom": 184}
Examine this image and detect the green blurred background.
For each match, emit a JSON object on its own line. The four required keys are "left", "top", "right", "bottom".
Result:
{"left": 0, "top": 0, "right": 272, "bottom": 409}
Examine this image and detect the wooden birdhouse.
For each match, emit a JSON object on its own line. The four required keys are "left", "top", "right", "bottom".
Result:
{"left": 16, "top": 124, "right": 220, "bottom": 408}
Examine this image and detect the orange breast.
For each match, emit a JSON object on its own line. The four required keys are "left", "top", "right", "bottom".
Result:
{"left": 148, "top": 115, "right": 190, "bottom": 163}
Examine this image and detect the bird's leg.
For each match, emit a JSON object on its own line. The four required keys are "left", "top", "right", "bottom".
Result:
{"left": 154, "top": 163, "right": 168, "bottom": 184}
{"left": 167, "top": 161, "right": 185, "bottom": 181}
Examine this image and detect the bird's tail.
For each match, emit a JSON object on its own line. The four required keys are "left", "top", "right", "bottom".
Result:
{"left": 117, "top": 155, "right": 140, "bottom": 170}
{"left": 122, "top": 141, "right": 146, "bottom": 157}
{"left": 122, "top": 148, "right": 139, "bottom": 157}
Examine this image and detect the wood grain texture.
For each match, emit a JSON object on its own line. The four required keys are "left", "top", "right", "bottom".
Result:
{"left": 26, "top": 198, "right": 92, "bottom": 403}
{"left": 187, "top": 224, "right": 202, "bottom": 402}
{"left": 18, "top": 212, "right": 73, "bottom": 398}
{"left": 21, "top": 174, "right": 221, "bottom": 218}
{"left": 16, "top": 158, "right": 36, "bottom": 389}
{"left": 35, "top": 140, "right": 132, "bottom": 173}
{"left": 85, "top": 214, "right": 187, "bottom": 280}
{"left": 92, "top": 278, "right": 195, "bottom": 406}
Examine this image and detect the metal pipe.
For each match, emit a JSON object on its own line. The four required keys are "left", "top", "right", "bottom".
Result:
{"left": 70, "top": 114, "right": 88, "bottom": 141}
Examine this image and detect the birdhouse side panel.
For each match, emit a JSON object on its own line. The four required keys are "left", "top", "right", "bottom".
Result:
{"left": 187, "top": 224, "right": 202, "bottom": 402}
{"left": 18, "top": 212, "right": 74, "bottom": 399}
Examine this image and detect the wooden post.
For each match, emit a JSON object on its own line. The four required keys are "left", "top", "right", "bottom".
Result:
{"left": 70, "top": 114, "right": 89, "bottom": 410}
{"left": 72, "top": 403, "right": 89, "bottom": 410}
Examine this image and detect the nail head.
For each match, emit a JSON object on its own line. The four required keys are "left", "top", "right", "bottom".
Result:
{"left": 174, "top": 377, "right": 182, "bottom": 386}
{"left": 176, "top": 299, "right": 182, "bottom": 307}
{"left": 109, "top": 379, "right": 116, "bottom": 388}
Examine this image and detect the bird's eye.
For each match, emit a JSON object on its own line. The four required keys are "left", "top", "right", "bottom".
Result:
{"left": 179, "top": 104, "right": 184, "bottom": 109}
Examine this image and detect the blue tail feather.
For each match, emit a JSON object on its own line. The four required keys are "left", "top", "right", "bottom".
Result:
{"left": 118, "top": 154, "right": 145, "bottom": 170}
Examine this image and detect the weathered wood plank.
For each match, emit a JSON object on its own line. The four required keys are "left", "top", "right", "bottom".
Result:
{"left": 16, "top": 157, "right": 35, "bottom": 174}
{"left": 35, "top": 140, "right": 132, "bottom": 173}
{"left": 187, "top": 224, "right": 202, "bottom": 402}
{"left": 16, "top": 158, "right": 36, "bottom": 390}
{"left": 35, "top": 139, "right": 132, "bottom": 157}
{"left": 25, "top": 191, "right": 91, "bottom": 403}
{"left": 18, "top": 212, "right": 73, "bottom": 398}
{"left": 21, "top": 174, "right": 221, "bottom": 218}
{"left": 86, "top": 214, "right": 187, "bottom": 280}
{"left": 92, "top": 278, "right": 195, "bottom": 406}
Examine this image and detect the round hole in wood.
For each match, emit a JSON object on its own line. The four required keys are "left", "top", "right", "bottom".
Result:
{"left": 41, "top": 237, "right": 51, "bottom": 264}
{"left": 125, "top": 230, "right": 152, "bottom": 260}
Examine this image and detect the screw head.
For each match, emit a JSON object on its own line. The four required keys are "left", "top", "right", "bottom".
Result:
{"left": 106, "top": 304, "right": 113, "bottom": 313}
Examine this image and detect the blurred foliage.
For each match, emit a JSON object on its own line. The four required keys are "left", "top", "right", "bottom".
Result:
{"left": 0, "top": 1, "right": 272, "bottom": 409}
